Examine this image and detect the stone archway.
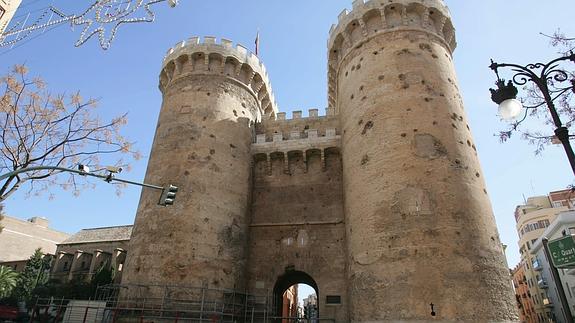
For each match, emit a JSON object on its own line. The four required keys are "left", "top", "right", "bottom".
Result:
{"left": 272, "top": 270, "right": 319, "bottom": 319}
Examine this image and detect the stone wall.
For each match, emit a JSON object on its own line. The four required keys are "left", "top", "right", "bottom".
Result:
{"left": 329, "top": 0, "right": 517, "bottom": 321}
{"left": 125, "top": 37, "right": 275, "bottom": 293}
{"left": 247, "top": 113, "right": 347, "bottom": 321}
{"left": 122, "top": 1, "right": 518, "bottom": 321}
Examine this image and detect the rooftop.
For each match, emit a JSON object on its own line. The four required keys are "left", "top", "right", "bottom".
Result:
{"left": 60, "top": 225, "right": 133, "bottom": 244}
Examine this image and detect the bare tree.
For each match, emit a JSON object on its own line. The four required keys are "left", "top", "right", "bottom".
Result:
{"left": 498, "top": 30, "right": 575, "bottom": 155}
{"left": 546, "top": 30, "right": 575, "bottom": 54}
{"left": 0, "top": 65, "right": 140, "bottom": 201}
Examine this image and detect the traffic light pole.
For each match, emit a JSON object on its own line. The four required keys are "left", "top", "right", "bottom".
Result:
{"left": 0, "top": 166, "right": 176, "bottom": 205}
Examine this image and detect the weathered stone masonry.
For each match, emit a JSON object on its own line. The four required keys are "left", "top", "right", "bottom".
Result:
{"left": 329, "top": 0, "right": 517, "bottom": 321}
{"left": 123, "top": 1, "right": 519, "bottom": 322}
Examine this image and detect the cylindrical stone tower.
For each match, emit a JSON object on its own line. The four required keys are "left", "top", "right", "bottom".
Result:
{"left": 123, "top": 37, "right": 277, "bottom": 293}
{"left": 328, "top": 1, "right": 517, "bottom": 321}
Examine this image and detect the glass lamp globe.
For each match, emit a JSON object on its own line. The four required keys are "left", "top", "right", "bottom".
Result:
{"left": 498, "top": 99, "right": 523, "bottom": 121}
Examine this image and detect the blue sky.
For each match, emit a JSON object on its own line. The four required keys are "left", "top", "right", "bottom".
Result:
{"left": 1, "top": 0, "right": 575, "bottom": 270}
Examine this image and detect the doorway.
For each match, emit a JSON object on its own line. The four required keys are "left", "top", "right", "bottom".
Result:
{"left": 273, "top": 270, "right": 319, "bottom": 322}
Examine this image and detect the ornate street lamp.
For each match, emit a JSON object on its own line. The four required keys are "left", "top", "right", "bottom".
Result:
{"left": 489, "top": 53, "right": 575, "bottom": 176}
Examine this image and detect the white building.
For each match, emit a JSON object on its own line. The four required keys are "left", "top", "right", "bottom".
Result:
{"left": 531, "top": 211, "right": 575, "bottom": 323}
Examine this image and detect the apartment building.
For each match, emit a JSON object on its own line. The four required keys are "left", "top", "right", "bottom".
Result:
{"left": 513, "top": 189, "right": 573, "bottom": 321}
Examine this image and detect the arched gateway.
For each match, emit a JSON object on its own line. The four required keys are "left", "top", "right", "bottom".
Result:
{"left": 121, "top": 0, "right": 519, "bottom": 321}
{"left": 273, "top": 270, "right": 319, "bottom": 318}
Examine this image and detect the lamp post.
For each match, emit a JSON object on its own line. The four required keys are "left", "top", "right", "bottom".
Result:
{"left": 489, "top": 53, "right": 575, "bottom": 176}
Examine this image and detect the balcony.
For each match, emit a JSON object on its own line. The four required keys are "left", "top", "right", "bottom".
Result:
{"left": 543, "top": 298, "right": 554, "bottom": 308}
{"left": 538, "top": 279, "right": 549, "bottom": 289}
{"left": 533, "top": 262, "right": 543, "bottom": 271}
{"left": 532, "top": 258, "right": 543, "bottom": 271}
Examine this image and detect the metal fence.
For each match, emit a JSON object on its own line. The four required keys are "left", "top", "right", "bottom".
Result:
{"left": 28, "top": 284, "right": 334, "bottom": 323}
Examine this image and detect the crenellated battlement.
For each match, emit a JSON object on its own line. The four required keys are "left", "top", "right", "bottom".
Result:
{"left": 253, "top": 125, "right": 339, "bottom": 145}
{"left": 252, "top": 144, "right": 341, "bottom": 177}
{"left": 326, "top": 0, "right": 455, "bottom": 109}
{"left": 273, "top": 107, "right": 337, "bottom": 122}
{"left": 256, "top": 107, "right": 339, "bottom": 138}
{"left": 252, "top": 107, "right": 341, "bottom": 167}
{"left": 252, "top": 126, "right": 341, "bottom": 175}
{"left": 128, "top": 3, "right": 518, "bottom": 321}
{"left": 328, "top": 0, "right": 454, "bottom": 53}
{"left": 160, "top": 36, "right": 278, "bottom": 118}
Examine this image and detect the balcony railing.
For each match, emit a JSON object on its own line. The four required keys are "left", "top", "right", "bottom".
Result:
{"left": 533, "top": 261, "right": 543, "bottom": 271}
{"left": 537, "top": 279, "right": 549, "bottom": 289}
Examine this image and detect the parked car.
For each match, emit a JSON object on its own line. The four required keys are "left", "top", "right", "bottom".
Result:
{"left": 0, "top": 304, "right": 28, "bottom": 322}
{"left": 0, "top": 304, "right": 18, "bottom": 321}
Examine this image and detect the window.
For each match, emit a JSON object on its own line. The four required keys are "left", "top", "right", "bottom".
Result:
{"left": 521, "top": 220, "right": 552, "bottom": 236}
{"left": 553, "top": 201, "right": 563, "bottom": 208}
{"left": 326, "top": 295, "right": 341, "bottom": 305}
{"left": 63, "top": 261, "right": 69, "bottom": 271}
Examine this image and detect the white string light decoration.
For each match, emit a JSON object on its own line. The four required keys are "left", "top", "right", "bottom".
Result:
{"left": 0, "top": 0, "right": 178, "bottom": 50}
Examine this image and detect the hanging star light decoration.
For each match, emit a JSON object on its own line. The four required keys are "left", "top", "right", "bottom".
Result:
{"left": 0, "top": 0, "right": 178, "bottom": 50}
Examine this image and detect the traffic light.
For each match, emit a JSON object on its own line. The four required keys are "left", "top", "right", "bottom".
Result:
{"left": 159, "top": 184, "right": 178, "bottom": 206}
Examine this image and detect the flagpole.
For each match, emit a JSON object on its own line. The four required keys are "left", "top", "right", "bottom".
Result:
{"left": 255, "top": 30, "right": 260, "bottom": 56}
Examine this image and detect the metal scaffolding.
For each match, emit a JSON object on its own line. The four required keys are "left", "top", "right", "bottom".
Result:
{"left": 30, "top": 284, "right": 335, "bottom": 322}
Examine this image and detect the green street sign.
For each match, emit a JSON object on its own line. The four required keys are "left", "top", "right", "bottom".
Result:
{"left": 549, "top": 236, "right": 575, "bottom": 268}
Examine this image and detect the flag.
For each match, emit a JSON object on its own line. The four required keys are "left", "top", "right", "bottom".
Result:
{"left": 255, "top": 31, "right": 260, "bottom": 56}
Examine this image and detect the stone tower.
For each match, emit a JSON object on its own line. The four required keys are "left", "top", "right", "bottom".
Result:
{"left": 123, "top": 37, "right": 277, "bottom": 291}
{"left": 123, "top": 1, "right": 518, "bottom": 322}
{"left": 328, "top": 0, "right": 517, "bottom": 321}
